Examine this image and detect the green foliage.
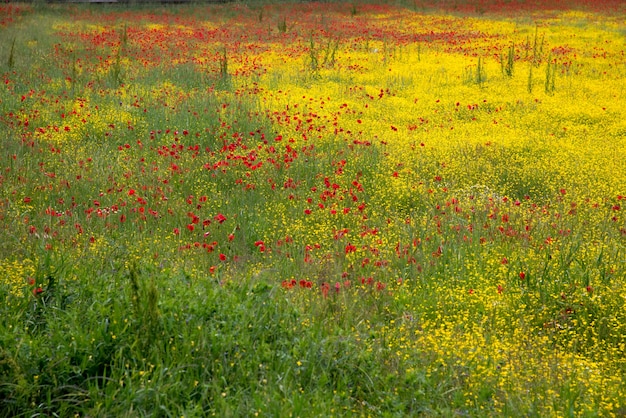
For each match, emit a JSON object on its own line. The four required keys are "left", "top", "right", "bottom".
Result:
{"left": 308, "top": 34, "right": 340, "bottom": 74}
{"left": 219, "top": 46, "right": 228, "bottom": 79}
{"left": 7, "top": 38, "right": 15, "bottom": 69}
{"left": 350, "top": 3, "right": 358, "bottom": 16}
{"left": 545, "top": 54, "right": 557, "bottom": 94}
{"left": 465, "top": 57, "right": 486, "bottom": 86}
{"left": 501, "top": 43, "right": 514, "bottom": 77}
{"left": 277, "top": 15, "right": 287, "bottom": 33}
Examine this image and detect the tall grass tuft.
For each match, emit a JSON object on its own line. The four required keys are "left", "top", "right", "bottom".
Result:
{"left": 128, "top": 264, "right": 162, "bottom": 354}
{"left": 277, "top": 16, "right": 287, "bottom": 33}
{"left": 545, "top": 54, "right": 557, "bottom": 94}
{"left": 7, "top": 37, "right": 15, "bottom": 69}
{"left": 466, "top": 57, "right": 486, "bottom": 86}
{"left": 322, "top": 38, "right": 339, "bottom": 68}
{"left": 308, "top": 35, "right": 339, "bottom": 74}
{"left": 531, "top": 26, "right": 544, "bottom": 67}
{"left": 219, "top": 46, "right": 228, "bottom": 79}
{"left": 309, "top": 34, "right": 319, "bottom": 72}
{"left": 110, "top": 25, "right": 128, "bottom": 87}
{"left": 501, "top": 43, "right": 514, "bottom": 77}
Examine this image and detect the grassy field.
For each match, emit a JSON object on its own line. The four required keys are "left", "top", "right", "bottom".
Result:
{"left": 1, "top": 0, "right": 625, "bottom": 416}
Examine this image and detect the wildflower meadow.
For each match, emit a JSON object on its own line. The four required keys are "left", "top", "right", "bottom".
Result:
{"left": 0, "top": 0, "right": 625, "bottom": 415}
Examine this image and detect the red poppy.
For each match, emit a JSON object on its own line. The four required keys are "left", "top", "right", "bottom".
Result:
{"left": 321, "top": 283, "right": 330, "bottom": 298}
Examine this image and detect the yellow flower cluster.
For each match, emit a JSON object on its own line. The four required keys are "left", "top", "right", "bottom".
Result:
{"left": 0, "top": 258, "right": 36, "bottom": 297}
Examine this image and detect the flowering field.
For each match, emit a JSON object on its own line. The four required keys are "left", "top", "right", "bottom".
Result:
{"left": 1, "top": 0, "right": 625, "bottom": 415}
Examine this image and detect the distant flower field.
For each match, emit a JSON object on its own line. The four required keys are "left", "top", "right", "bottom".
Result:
{"left": 1, "top": 1, "right": 625, "bottom": 415}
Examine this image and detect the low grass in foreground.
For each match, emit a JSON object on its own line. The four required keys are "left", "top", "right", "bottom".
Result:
{"left": 1, "top": 0, "right": 625, "bottom": 416}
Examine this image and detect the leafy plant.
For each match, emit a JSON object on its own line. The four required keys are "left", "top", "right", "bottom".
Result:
{"left": 277, "top": 16, "right": 287, "bottom": 33}
{"left": 501, "top": 43, "right": 514, "bottom": 77}
{"left": 7, "top": 37, "right": 15, "bottom": 69}
{"left": 545, "top": 54, "right": 557, "bottom": 94}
